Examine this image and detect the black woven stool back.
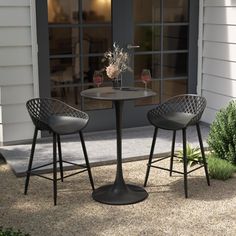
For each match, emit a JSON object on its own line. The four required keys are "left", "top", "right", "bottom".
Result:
{"left": 26, "top": 98, "right": 88, "bottom": 131}
{"left": 149, "top": 94, "right": 206, "bottom": 126}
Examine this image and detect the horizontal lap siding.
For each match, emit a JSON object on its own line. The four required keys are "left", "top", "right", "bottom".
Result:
{"left": 0, "top": 27, "right": 31, "bottom": 46}
{"left": 200, "top": 0, "right": 236, "bottom": 124}
{"left": 0, "top": 7, "right": 30, "bottom": 26}
{"left": 204, "top": 25, "right": 236, "bottom": 43}
{"left": 0, "top": 1, "right": 35, "bottom": 144}
{"left": 0, "top": 0, "right": 30, "bottom": 6}
{"left": 204, "top": 0, "right": 236, "bottom": 7}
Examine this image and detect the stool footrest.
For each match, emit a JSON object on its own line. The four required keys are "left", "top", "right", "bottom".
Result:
{"left": 26, "top": 160, "right": 89, "bottom": 181}
{"left": 149, "top": 163, "right": 205, "bottom": 175}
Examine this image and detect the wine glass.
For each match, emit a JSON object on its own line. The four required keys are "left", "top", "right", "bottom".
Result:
{"left": 141, "top": 69, "right": 151, "bottom": 90}
{"left": 93, "top": 70, "right": 103, "bottom": 88}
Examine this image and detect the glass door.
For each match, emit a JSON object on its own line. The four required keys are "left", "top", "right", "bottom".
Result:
{"left": 133, "top": 0, "right": 189, "bottom": 104}
{"left": 38, "top": 0, "right": 196, "bottom": 131}
{"left": 112, "top": 0, "right": 191, "bottom": 128}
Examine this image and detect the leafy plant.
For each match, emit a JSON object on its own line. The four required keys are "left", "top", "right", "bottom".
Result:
{"left": 207, "top": 153, "right": 236, "bottom": 180}
{"left": 207, "top": 100, "right": 236, "bottom": 164}
{"left": 0, "top": 227, "right": 29, "bottom": 236}
{"left": 176, "top": 143, "right": 202, "bottom": 167}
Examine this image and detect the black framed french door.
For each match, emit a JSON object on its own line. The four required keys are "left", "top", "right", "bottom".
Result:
{"left": 37, "top": 0, "right": 198, "bottom": 131}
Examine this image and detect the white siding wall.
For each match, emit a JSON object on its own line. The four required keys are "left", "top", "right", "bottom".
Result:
{"left": 0, "top": 0, "right": 38, "bottom": 144}
{"left": 199, "top": 0, "right": 236, "bottom": 123}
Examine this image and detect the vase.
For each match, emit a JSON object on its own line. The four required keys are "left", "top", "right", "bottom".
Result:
{"left": 112, "top": 74, "right": 122, "bottom": 89}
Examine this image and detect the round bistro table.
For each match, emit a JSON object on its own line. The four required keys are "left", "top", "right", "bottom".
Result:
{"left": 81, "top": 86, "right": 156, "bottom": 205}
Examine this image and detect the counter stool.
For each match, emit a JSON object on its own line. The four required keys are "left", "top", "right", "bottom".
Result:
{"left": 24, "top": 98, "right": 94, "bottom": 205}
{"left": 144, "top": 94, "right": 210, "bottom": 198}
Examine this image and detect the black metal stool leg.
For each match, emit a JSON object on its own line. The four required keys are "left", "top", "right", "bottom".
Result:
{"left": 182, "top": 128, "right": 188, "bottom": 198}
{"left": 170, "top": 130, "right": 176, "bottom": 176}
{"left": 144, "top": 127, "right": 158, "bottom": 187}
{"left": 79, "top": 131, "right": 95, "bottom": 190}
{"left": 53, "top": 133, "right": 58, "bottom": 206}
{"left": 196, "top": 123, "right": 210, "bottom": 186}
{"left": 24, "top": 128, "right": 38, "bottom": 195}
{"left": 57, "top": 134, "right": 64, "bottom": 182}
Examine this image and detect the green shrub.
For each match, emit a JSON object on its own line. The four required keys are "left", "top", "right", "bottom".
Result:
{"left": 207, "top": 100, "right": 236, "bottom": 164}
{"left": 207, "top": 153, "right": 236, "bottom": 180}
{"left": 176, "top": 143, "right": 202, "bottom": 167}
{"left": 0, "top": 227, "right": 29, "bottom": 236}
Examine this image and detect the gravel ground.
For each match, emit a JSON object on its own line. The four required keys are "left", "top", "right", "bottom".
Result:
{"left": 1, "top": 158, "right": 236, "bottom": 236}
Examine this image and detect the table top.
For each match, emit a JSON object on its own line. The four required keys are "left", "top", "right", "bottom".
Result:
{"left": 80, "top": 87, "right": 156, "bottom": 101}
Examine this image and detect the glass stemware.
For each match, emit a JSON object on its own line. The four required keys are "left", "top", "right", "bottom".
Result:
{"left": 93, "top": 70, "right": 103, "bottom": 88}
{"left": 141, "top": 69, "right": 151, "bottom": 90}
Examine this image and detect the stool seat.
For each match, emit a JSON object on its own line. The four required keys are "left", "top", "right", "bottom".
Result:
{"left": 148, "top": 112, "right": 196, "bottom": 130}
{"left": 49, "top": 115, "right": 88, "bottom": 135}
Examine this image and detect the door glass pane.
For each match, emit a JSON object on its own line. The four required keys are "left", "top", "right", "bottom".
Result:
{"left": 48, "top": 0, "right": 112, "bottom": 111}
{"left": 135, "top": 26, "right": 161, "bottom": 51}
{"left": 50, "top": 58, "right": 82, "bottom": 108}
{"left": 134, "top": 54, "right": 161, "bottom": 81}
{"left": 163, "top": 53, "right": 188, "bottom": 78}
{"left": 162, "top": 79, "right": 187, "bottom": 101}
{"left": 49, "top": 28, "right": 79, "bottom": 55}
{"left": 48, "top": 0, "right": 79, "bottom": 23}
{"left": 83, "top": 27, "right": 112, "bottom": 54}
{"left": 84, "top": 56, "right": 104, "bottom": 85}
{"left": 82, "top": 0, "right": 111, "bottom": 23}
{"left": 83, "top": 98, "right": 112, "bottom": 111}
{"left": 163, "top": 0, "right": 188, "bottom": 22}
{"left": 134, "top": 55, "right": 161, "bottom": 106}
{"left": 163, "top": 26, "right": 188, "bottom": 50}
{"left": 136, "top": 79, "right": 161, "bottom": 106}
{"left": 134, "top": 0, "right": 161, "bottom": 23}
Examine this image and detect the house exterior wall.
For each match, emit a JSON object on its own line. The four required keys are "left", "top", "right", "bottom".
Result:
{"left": 198, "top": 0, "right": 236, "bottom": 123}
{"left": 0, "top": 0, "right": 38, "bottom": 145}
{"left": 0, "top": 0, "right": 235, "bottom": 144}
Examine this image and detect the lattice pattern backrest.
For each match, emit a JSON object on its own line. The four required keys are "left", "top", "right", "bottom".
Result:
{"left": 26, "top": 98, "right": 88, "bottom": 130}
{"left": 165, "top": 95, "right": 206, "bottom": 114}
{"left": 150, "top": 94, "right": 206, "bottom": 125}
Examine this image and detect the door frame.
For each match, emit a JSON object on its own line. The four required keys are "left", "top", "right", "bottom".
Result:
{"left": 36, "top": 0, "right": 199, "bottom": 131}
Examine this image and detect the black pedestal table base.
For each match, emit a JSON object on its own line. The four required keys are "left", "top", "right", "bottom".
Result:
{"left": 92, "top": 184, "right": 148, "bottom": 205}
{"left": 80, "top": 87, "right": 156, "bottom": 205}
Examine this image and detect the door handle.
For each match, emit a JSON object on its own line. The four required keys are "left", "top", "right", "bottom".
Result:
{"left": 127, "top": 44, "right": 140, "bottom": 49}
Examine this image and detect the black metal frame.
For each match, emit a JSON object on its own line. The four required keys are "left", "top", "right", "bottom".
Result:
{"left": 24, "top": 98, "right": 95, "bottom": 205}
{"left": 144, "top": 94, "right": 210, "bottom": 198}
{"left": 92, "top": 100, "right": 148, "bottom": 205}
{"left": 144, "top": 124, "right": 210, "bottom": 198}
{"left": 24, "top": 128, "right": 94, "bottom": 205}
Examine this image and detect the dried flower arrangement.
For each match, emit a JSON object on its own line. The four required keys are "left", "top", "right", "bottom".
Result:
{"left": 102, "top": 42, "right": 132, "bottom": 79}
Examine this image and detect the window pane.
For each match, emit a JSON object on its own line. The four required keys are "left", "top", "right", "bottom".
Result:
{"left": 49, "top": 28, "right": 80, "bottom": 55}
{"left": 135, "top": 80, "right": 161, "bottom": 106}
{"left": 83, "top": 27, "right": 112, "bottom": 54}
{"left": 163, "top": 26, "right": 188, "bottom": 50}
{"left": 48, "top": 0, "right": 79, "bottom": 23}
{"left": 163, "top": 0, "right": 188, "bottom": 22}
{"left": 50, "top": 58, "right": 82, "bottom": 109}
{"left": 134, "top": 0, "right": 161, "bottom": 23}
{"left": 134, "top": 54, "right": 161, "bottom": 80}
{"left": 83, "top": 96, "right": 112, "bottom": 111}
{"left": 82, "top": 0, "right": 111, "bottom": 23}
{"left": 163, "top": 53, "right": 188, "bottom": 78}
{"left": 135, "top": 26, "right": 161, "bottom": 52}
{"left": 162, "top": 79, "right": 187, "bottom": 101}
{"left": 83, "top": 55, "right": 115, "bottom": 87}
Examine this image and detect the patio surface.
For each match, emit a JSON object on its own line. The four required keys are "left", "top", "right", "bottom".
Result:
{"left": 0, "top": 124, "right": 209, "bottom": 177}
{"left": 1, "top": 156, "right": 236, "bottom": 236}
